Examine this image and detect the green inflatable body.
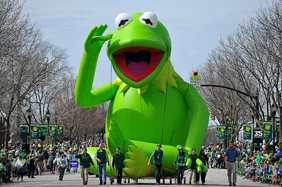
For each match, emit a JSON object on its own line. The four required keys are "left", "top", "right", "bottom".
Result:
{"left": 75, "top": 12, "right": 209, "bottom": 179}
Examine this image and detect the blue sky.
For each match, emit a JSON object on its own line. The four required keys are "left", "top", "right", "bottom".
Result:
{"left": 21, "top": 0, "right": 274, "bottom": 88}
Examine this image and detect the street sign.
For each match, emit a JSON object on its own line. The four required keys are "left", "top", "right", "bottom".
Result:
{"left": 70, "top": 160, "right": 78, "bottom": 168}
{"left": 190, "top": 76, "right": 201, "bottom": 94}
{"left": 253, "top": 127, "right": 262, "bottom": 138}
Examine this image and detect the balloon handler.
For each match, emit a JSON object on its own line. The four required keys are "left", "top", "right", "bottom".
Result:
{"left": 75, "top": 11, "right": 209, "bottom": 179}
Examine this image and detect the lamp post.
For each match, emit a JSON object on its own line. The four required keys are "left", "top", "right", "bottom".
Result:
{"left": 225, "top": 114, "right": 229, "bottom": 148}
{"left": 54, "top": 111, "right": 58, "bottom": 145}
{"left": 272, "top": 104, "right": 276, "bottom": 153}
{"left": 46, "top": 110, "right": 50, "bottom": 144}
{"left": 26, "top": 108, "right": 32, "bottom": 154}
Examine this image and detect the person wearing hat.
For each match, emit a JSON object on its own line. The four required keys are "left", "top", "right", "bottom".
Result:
{"left": 20, "top": 149, "right": 27, "bottom": 160}
{"left": 148, "top": 144, "right": 163, "bottom": 185}
{"left": 57, "top": 153, "right": 68, "bottom": 181}
{"left": 173, "top": 147, "right": 186, "bottom": 185}
{"left": 112, "top": 147, "right": 125, "bottom": 185}
{"left": 43, "top": 148, "right": 49, "bottom": 172}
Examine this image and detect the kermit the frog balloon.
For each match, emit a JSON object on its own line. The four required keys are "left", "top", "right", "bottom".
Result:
{"left": 75, "top": 12, "right": 209, "bottom": 179}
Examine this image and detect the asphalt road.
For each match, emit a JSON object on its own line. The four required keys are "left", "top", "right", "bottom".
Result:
{"left": 3, "top": 168, "right": 279, "bottom": 187}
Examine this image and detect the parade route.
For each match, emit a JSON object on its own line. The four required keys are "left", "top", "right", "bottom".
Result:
{"left": 4, "top": 168, "right": 278, "bottom": 187}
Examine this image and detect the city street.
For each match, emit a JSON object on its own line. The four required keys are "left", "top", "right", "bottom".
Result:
{"left": 5, "top": 168, "right": 278, "bottom": 187}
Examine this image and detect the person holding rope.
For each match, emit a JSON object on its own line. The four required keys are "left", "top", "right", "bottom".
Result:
{"left": 148, "top": 144, "right": 163, "bottom": 185}
{"left": 196, "top": 148, "right": 209, "bottom": 185}
{"left": 112, "top": 147, "right": 124, "bottom": 185}
{"left": 94, "top": 143, "right": 110, "bottom": 185}
{"left": 173, "top": 147, "right": 186, "bottom": 185}
{"left": 77, "top": 148, "right": 95, "bottom": 185}
{"left": 188, "top": 148, "right": 197, "bottom": 185}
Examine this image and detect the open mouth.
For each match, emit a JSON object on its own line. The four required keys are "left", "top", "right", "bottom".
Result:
{"left": 113, "top": 47, "right": 163, "bottom": 82}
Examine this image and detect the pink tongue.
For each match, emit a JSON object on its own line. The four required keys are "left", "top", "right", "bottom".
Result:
{"left": 127, "top": 61, "right": 148, "bottom": 75}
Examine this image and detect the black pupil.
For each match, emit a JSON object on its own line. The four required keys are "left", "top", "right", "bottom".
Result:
{"left": 119, "top": 19, "right": 129, "bottom": 27}
{"left": 142, "top": 18, "right": 153, "bottom": 25}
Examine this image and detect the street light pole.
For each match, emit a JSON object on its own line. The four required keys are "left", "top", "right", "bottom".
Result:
{"left": 225, "top": 114, "right": 229, "bottom": 148}
{"left": 272, "top": 104, "right": 276, "bottom": 153}
{"left": 54, "top": 111, "right": 58, "bottom": 145}
{"left": 46, "top": 110, "right": 50, "bottom": 145}
{"left": 26, "top": 108, "right": 32, "bottom": 154}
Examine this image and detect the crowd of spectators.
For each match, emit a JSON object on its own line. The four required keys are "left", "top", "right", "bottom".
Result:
{"left": 0, "top": 138, "right": 106, "bottom": 184}
{"left": 205, "top": 141, "right": 282, "bottom": 185}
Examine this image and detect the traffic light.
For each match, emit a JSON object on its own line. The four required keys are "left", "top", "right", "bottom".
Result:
{"left": 211, "top": 113, "right": 215, "bottom": 120}
{"left": 193, "top": 71, "right": 198, "bottom": 77}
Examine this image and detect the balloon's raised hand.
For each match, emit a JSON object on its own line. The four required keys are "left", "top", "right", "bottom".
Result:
{"left": 84, "top": 24, "right": 112, "bottom": 56}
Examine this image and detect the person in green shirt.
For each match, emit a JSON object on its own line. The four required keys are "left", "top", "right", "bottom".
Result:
{"left": 173, "top": 147, "right": 187, "bottom": 185}
{"left": 94, "top": 143, "right": 110, "bottom": 185}
{"left": 196, "top": 149, "right": 209, "bottom": 185}
{"left": 20, "top": 150, "right": 27, "bottom": 160}
{"left": 210, "top": 150, "right": 215, "bottom": 167}
{"left": 77, "top": 148, "right": 95, "bottom": 185}
{"left": 256, "top": 151, "right": 261, "bottom": 165}
{"left": 148, "top": 144, "right": 163, "bottom": 185}
{"left": 2, "top": 151, "right": 7, "bottom": 159}
{"left": 36, "top": 150, "right": 44, "bottom": 175}
{"left": 188, "top": 148, "right": 198, "bottom": 185}
{"left": 57, "top": 153, "right": 68, "bottom": 181}
{"left": 112, "top": 147, "right": 125, "bottom": 185}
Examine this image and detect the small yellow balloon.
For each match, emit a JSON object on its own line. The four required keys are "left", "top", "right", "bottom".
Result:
{"left": 216, "top": 145, "right": 219, "bottom": 148}
{"left": 38, "top": 144, "right": 41, "bottom": 147}
{"left": 50, "top": 144, "right": 52, "bottom": 148}
{"left": 265, "top": 154, "right": 269, "bottom": 158}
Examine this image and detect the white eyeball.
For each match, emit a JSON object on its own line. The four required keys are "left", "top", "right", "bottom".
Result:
{"left": 115, "top": 13, "right": 133, "bottom": 30}
{"left": 139, "top": 12, "right": 158, "bottom": 28}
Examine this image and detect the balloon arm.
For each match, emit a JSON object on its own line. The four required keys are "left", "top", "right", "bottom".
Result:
{"left": 75, "top": 51, "right": 118, "bottom": 108}
{"left": 182, "top": 82, "right": 209, "bottom": 154}
{"left": 75, "top": 25, "right": 114, "bottom": 108}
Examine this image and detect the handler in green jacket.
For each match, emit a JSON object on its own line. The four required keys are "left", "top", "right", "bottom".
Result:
{"left": 77, "top": 148, "right": 95, "bottom": 185}
{"left": 174, "top": 147, "right": 187, "bottom": 185}
{"left": 94, "top": 143, "right": 109, "bottom": 185}
{"left": 148, "top": 144, "right": 163, "bottom": 185}
{"left": 112, "top": 147, "right": 124, "bottom": 185}
{"left": 188, "top": 148, "right": 198, "bottom": 185}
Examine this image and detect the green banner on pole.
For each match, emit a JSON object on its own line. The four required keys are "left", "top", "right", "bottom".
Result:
{"left": 57, "top": 124, "right": 64, "bottom": 137}
{"left": 49, "top": 124, "right": 57, "bottom": 138}
{"left": 243, "top": 124, "right": 252, "bottom": 140}
{"left": 262, "top": 121, "right": 272, "bottom": 140}
{"left": 20, "top": 124, "right": 28, "bottom": 139}
{"left": 30, "top": 124, "right": 39, "bottom": 139}
{"left": 217, "top": 125, "right": 226, "bottom": 139}
{"left": 40, "top": 124, "right": 47, "bottom": 137}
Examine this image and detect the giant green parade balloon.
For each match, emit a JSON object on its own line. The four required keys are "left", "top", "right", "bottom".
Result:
{"left": 75, "top": 12, "right": 209, "bottom": 179}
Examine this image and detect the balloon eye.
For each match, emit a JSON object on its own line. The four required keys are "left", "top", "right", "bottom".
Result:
{"left": 139, "top": 12, "right": 158, "bottom": 28}
{"left": 115, "top": 13, "right": 133, "bottom": 30}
